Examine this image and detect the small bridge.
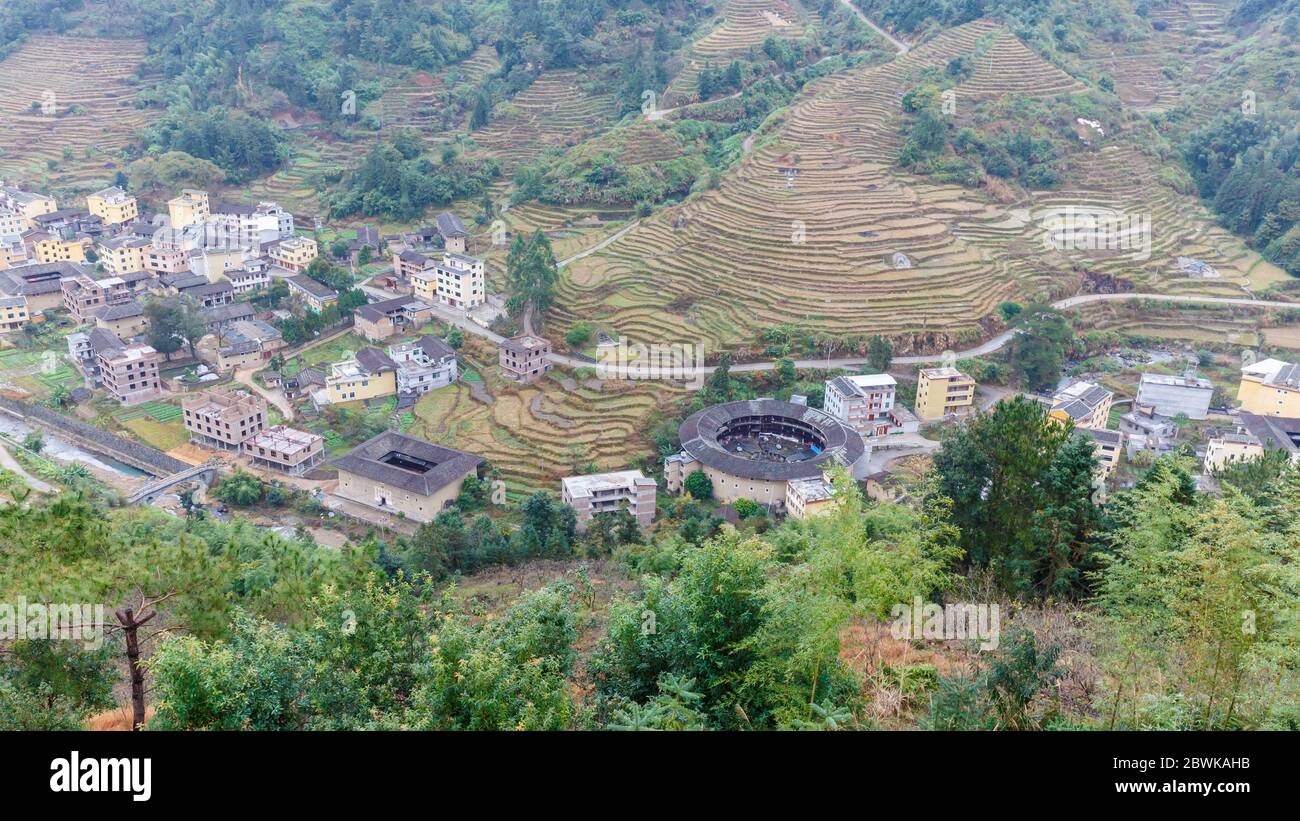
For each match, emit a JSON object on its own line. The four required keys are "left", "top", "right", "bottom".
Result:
{"left": 127, "top": 459, "right": 223, "bottom": 506}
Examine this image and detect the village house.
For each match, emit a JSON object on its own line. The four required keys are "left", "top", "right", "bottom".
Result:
{"left": 96, "top": 235, "right": 151, "bottom": 275}
{"left": 499, "top": 334, "right": 552, "bottom": 383}
{"left": 1083, "top": 428, "right": 1123, "bottom": 480}
{"left": 823, "top": 374, "right": 915, "bottom": 437}
{"left": 85, "top": 187, "right": 139, "bottom": 227}
{"left": 145, "top": 244, "right": 190, "bottom": 276}
{"left": 188, "top": 280, "right": 236, "bottom": 308}
{"left": 410, "top": 250, "right": 485, "bottom": 310}
{"left": 435, "top": 212, "right": 469, "bottom": 254}
{"left": 203, "top": 301, "right": 256, "bottom": 334}
{"left": 0, "top": 295, "right": 30, "bottom": 332}
{"left": 268, "top": 236, "right": 319, "bottom": 272}
{"left": 1120, "top": 403, "right": 1180, "bottom": 457}
{"left": 210, "top": 201, "right": 294, "bottom": 247}
{"left": 320, "top": 347, "right": 397, "bottom": 405}
{"left": 0, "top": 261, "right": 72, "bottom": 312}
{"left": 182, "top": 389, "right": 268, "bottom": 450}
{"left": 1204, "top": 412, "right": 1300, "bottom": 474}
{"left": 561, "top": 469, "right": 657, "bottom": 531}
{"left": 94, "top": 300, "right": 148, "bottom": 340}
{"left": 1136, "top": 372, "right": 1213, "bottom": 420}
{"left": 353, "top": 295, "right": 434, "bottom": 342}
{"left": 286, "top": 274, "right": 338, "bottom": 312}
{"left": 332, "top": 431, "right": 484, "bottom": 523}
{"left": 243, "top": 425, "right": 326, "bottom": 475}
{"left": 188, "top": 247, "right": 247, "bottom": 281}
{"left": 914, "top": 367, "right": 976, "bottom": 420}
{"left": 0, "top": 233, "right": 29, "bottom": 269}
{"left": 0, "top": 184, "right": 57, "bottom": 229}
{"left": 222, "top": 258, "right": 270, "bottom": 294}
{"left": 1047, "top": 380, "right": 1114, "bottom": 430}
{"left": 1237, "top": 357, "right": 1300, "bottom": 417}
{"left": 388, "top": 335, "right": 458, "bottom": 395}
{"left": 785, "top": 473, "right": 838, "bottom": 519}
{"left": 215, "top": 319, "right": 284, "bottom": 372}
{"left": 25, "top": 230, "right": 92, "bottom": 264}
{"left": 167, "top": 189, "right": 210, "bottom": 230}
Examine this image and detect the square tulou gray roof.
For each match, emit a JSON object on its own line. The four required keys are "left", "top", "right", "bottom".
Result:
{"left": 332, "top": 431, "right": 483, "bottom": 496}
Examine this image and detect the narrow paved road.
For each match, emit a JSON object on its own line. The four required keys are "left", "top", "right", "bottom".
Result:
{"left": 838, "top": 0, "right": 910, "bottom": 53}
{"left": 0, "top": 442, "right": 54, "bottom": 494}
{"left": 557, "top": 220, "right": 641, "bottom": 268}
{"left": 235, "top": 366, "right": 296, "bottom": 421}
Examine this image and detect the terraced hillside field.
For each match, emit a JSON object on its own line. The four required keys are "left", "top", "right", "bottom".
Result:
{"left": 0, "top": 36, "right": 159, "bottom": 193}
{"left": 555, "top": 17, "right": 1284, "bottom": 354}
{"left": 405, "top": 371, "right": 683, "bottom": 494}
{"left": 470, "top": 72, "right": 620, "bottom": 175}
{"left": 368, "top": 45, "right": 502, "bottom": 138}
{"left": 556, "top": 20, "right": 1035, "bottom": 353}
{"left": 663, "top": 0, "right": 809, "bottom": 106}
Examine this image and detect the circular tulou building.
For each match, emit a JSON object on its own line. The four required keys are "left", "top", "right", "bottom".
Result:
{"left": 664, "top": 399, "right": 867, "bottom": 510}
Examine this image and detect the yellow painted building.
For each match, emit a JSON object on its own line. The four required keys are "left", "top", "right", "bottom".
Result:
{"left": 270, "top": 237, "right": 318, "bottom": 272}
{"left": 0, "top": 295, "right": 30, "bottom": 331}
{"left": 0, "top": 186, "right": 57, "bottom": 229}
{"left": 1204, "top": 434, "right": 1264, "bottom": 474}
{"left": 167, "top": 189, "right": 209, "bottom": 229}
{"left": 323, "top": 348, "right": 397, "bottom": 404}
{"left": 86, "top": 187, "right": 139, "bottom": 226}
{"left": 97, "top": 236, "right": 150, "bottom": 274}
{"left": 1047, "top": 380, "right": 1114, "bottom": 430}
{"left": 915, "top": 367, "right": 976, "bottom": 420}
{"left": 1237, "top": 358, "right": 1300, "bottom": 417}
{"left": 30, "top": 233, "right": 90, "bottom": 264}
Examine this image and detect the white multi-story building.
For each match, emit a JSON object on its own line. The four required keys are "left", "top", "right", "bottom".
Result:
{"left": 824, "top": 373, "right": 897, "bottom": 436}
{"left": 388, "top": 335, "right": 459, "bottom": 395}
{"left": 412, "top": 250, "right": 485, "bottom": 310}
{"left": 210, "top": 201, "right": 294, "bottom": 247}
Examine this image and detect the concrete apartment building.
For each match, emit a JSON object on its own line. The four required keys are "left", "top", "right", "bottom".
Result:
{"left": 1120, "top": 404, "right": 1180, "bottom": 456}
{"left": 1237, "top": 358, "right": 1300, "bottom": 417}
{"left": 62, "top": 272, "right": 133, "bottom": 323}
{"left": 499, "top": 334, "right": 552, "bottom": 383}
{"left": 562, "top": 470, "right": 657, "bottom": 531}
{"left": 333, "top": 431, "right": 484, "bottom": 522}
{"left": 824, "top": 373, "right": 897, "bottom": 436}
{"left": 222, "top": 258, "right": 270, "bottom": 294}
{"left": 914, "top": 367, "right": 976, "bottom": 420}
{"left": 0, "top": 233, "right": 29, "bottom": 269}
{"left": 1047, "top": 380, "right": 1114, "bottom": 430}
{"left": 286, "top": 274, "right": 337, "bottom": 312}
{"left": 182, "top": 389, "right": 268, "bottom": 450}
{"left": 388, "top": 335, "right": 458, "bottom": 395}
{"left": 188, "top": 247, "right": 247, "bottom": 282}
{"left": 269, "top": 236, "right": 318, "bottom": 272}
{"left": 97, "top": 338, "right": 161, "bottom": 405}
{"left": 27, "top": 231, "right": 91, "bottom": 264}
{"left": 244, "top": 425, "right": 325, "bottom": 475}
{"left": 1136, "top": 372, "right": 1213, "bottom": 420}
{"left": 167, "top": 189, "right": 210, "bottom": 229}
{"left": 86, "top": 187, "right": 138, "bottom": 226}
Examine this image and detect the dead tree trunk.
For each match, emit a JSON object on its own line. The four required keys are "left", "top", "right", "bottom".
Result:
{"left": 115, "top": 607, "right": 157, "bottom": 731}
